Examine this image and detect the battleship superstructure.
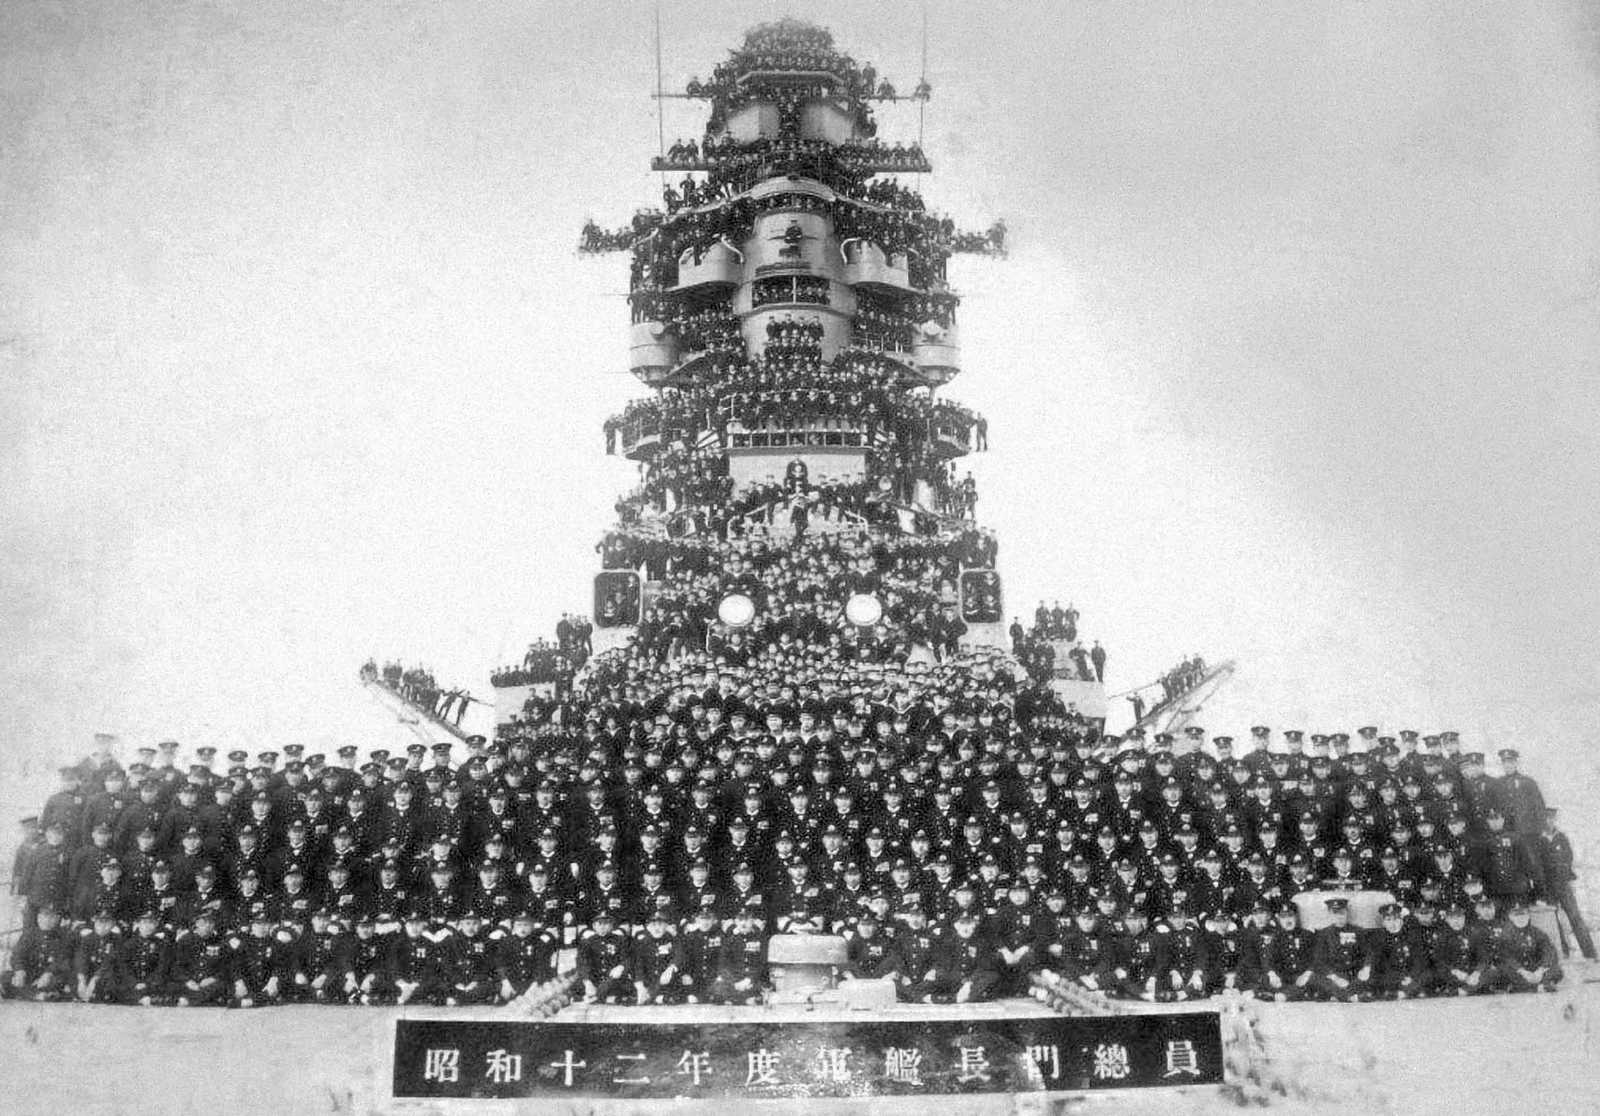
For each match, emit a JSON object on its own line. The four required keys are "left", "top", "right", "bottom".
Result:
{"left": 511, "top": 18, "right": 1108, "bottom": 729}
{"left": 5, "top": 19, "right": 1585, "bottom": 1115}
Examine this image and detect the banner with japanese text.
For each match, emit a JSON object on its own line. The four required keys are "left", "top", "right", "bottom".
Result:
{"left": 393, "top": 1013, "right": 1223, "bottom": 1099}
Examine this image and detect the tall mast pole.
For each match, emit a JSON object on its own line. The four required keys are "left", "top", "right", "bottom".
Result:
{"left": 918, "top": 1, "right": 928, "bottom": 152}
{"left": 655, "top": 2, "right": 667, "bottom": 188}
{"left": 916, "top": 0, "right": 929, "bottom": 194}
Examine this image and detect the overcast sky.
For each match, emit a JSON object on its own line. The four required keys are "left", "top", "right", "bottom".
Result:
{"left": 4, "top": 0, "right": 1598, "bottom": 852}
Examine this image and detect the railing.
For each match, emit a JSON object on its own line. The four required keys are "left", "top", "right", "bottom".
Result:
{"left": 362, "top": 678, "right": 473, "bottom": 743}
{"left": 848, "top": 335, "right": 918, "bottom": 364}
{"left": 728, "top": 427, "right": 869, "bottom": 450}
{"left": 929, "top": 403, "right": 978, "bottom": 454}
{"left": 1119, "top": 659, "right": 1238, "bottom": 737}
{"left": 616, "top": 419, "right": 664, "bottom": 456}
{"left": 652, "top": 152, "right": 932, "bottom": 175}
{"left": 732, "top": 499, "right": 868, "bottom": 534}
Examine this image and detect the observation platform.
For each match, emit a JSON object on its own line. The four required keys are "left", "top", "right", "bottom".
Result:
{"left": 628, "top": 320, "right": 679, "bottom": 381}
{"left": 673, "top": 242, "right": 743, "bottom": 292}
{"left": 841, "top": 240, "right": 917, "bottom": 294}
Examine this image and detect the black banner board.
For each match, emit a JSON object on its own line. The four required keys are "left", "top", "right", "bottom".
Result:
{"left": 393, "top": 1012, "right": 1223, "bottom": 1099}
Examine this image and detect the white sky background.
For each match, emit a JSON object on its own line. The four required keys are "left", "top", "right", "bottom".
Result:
{"left": 3, "top": 0, "right": 1599, "bottom": 862}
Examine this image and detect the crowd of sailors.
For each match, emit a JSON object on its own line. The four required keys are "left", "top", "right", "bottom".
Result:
{"left": 7, "top": 719, "right": 1588, "bottom": 1006}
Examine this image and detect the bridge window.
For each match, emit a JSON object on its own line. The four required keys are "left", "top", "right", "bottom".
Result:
{"left": 752, "top": 275, "right": 831, "bottom": 308}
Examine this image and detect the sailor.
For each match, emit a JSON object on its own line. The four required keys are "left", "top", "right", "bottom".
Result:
{"left": 1255, "top": 902, "right": 1315, "bottom": 1001}
{"left": 39, "top": 766, "right": 86, "bottom": 852}
{"left": 986, "top": 879, "right": 1044, "bottom": 992}
{"left": 293, "top": 907, "right": 351, "bottom": 1003}
{"left": 1535, "top": 807, "right": 1597, "bottom": 959}
{"left": 1200, "top": 909, "right": 1246, "bottom": 994}
{"left": 347, "top": 913, "right": 394, "bottom": 1004}
{"left": 274, "top": 864, "right": 317, "bottom": 931}
{"left": 231, "top": 909, "right": 292, "bottom": 1008}
{"left": 11, "top": 815, "right": 43, "bottom": 897}
{"left": 167, "top": 825, "right": 213, "bottom": 894}
{"left": 1153, "top": 902, "right": 1208, "bottom": 1000}
{"left": 494, "top": 908, "right": 559, "bottom": 1001}
{"left": 892, "top": 903, "right": 942, "bottom": 1002}
{"left": 1101, "top": 906, "right": 1158, "bottom": 1000}
{"left": 710, "top": 903, "right": 768, "bottom": 1004}
{"left": 389, "top": 909, "right": 446, "bottom": 1006}
{"left": 22, "top": 812, "right": 70, "bottom": 927}
{"left": 143, "top": 859, "right": 183, "bottom": 929}
{"left": 1234, "top": 900, "right": 1277, "bottom": 994}
{"left": 1428, "top": 901, "right": 1487, "bottom": 995}
{"left": 74, "top": 906, "right": 124, "bottom": 1003}
{"left": 170, "top": 909, "right": 233, "bottom": 1006}
{"left": 676, "top": 905, "right": 726, "bottom": 1002}
{"left": 1310, "top": 897, "right": 1371, "bottom": 1001}
{"left": 843, "top": 908, "right": 900, "bottom": 980}
{"left": 323, "top": 822, "right": 365, "bottom": 883}
{"left": 440, "top": 910, "right": 497, "bottom": 1005}
{"left": 1057, "top": 902, "right": 1114, "bottom": 993}
{"left": 1368, "top": 902, "right": 1425, "bottom": 999}
{"left": 2, "top": 904, "right": 74, "bottom": 1002}
{"left": 77, "top": 854, "right": 132, "bottom": 924}
{"left": 419, "top": 861, "right": 463, "bottom": 927}
{"left": 80, "top": 768, "right": 129, "bottom": 850}
{"left": 66, "top": 820, "right": 118, "bottom": 918}
{"left": 229, "top": 868, "right": 273, "bottom": 933}
{"left": 632, "top": 907, "right": 683, "bottom": 1004}
{"left": 934, "top": 908, "right": 999, "bottom": 1003}
{"left": 1470, "top": 805, "right": 1542, "bottom": 904}
{"left": 577, "top": 910, "right": 633, "bottom": 1003}
{"left": 1372, "top": 845, "right": 1422, "bottom": 908}
{"left": 465, "top": 855, "right": 515, "bottom": 925}
{"left": 1494, "top": 899, "right": 1561, "bottom": 993}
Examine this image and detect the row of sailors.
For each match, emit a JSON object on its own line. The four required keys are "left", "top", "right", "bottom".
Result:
{"left": 56, "top": 722, "right": 1503, "bottom": 781}
{"left": 30, "top": 752, "right": 1548, "bottom": 882}
{"left": 49, "top": 726, "right": 1518, "bottom": 809}
{"left": 22, "top": 813, "right": 1551, "bottom": 940}
{"left": 3, "top": 888, "right": 1561, "bottom": 1008}
{"left": 43, "top": 726, "right": 1548, "bottom": 815}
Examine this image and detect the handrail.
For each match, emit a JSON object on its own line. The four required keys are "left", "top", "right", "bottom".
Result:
{"left": 882, "top": 498, "right": 973, "bottom": 532}
{"left": 1123, "top": 660, "right": 1238, "bottom": 736}
{"left": 362, "top": 679, "right": 473, "bottom": 743}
